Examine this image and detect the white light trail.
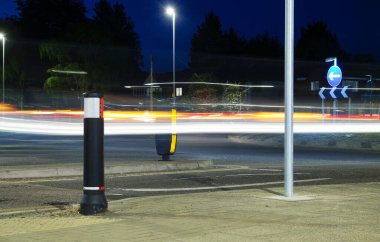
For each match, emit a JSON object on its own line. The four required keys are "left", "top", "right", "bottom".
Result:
{"left": 1, "top": 117, "right": 380, "bottom": 135}
{"left": 145, "top": 81, "right": 274, "bottom": 88}
{"left": 124, "top": 85, "right": 159, "bottom": 88}
{"left": 50, "top": 69, "right": 88, "bottom": 75}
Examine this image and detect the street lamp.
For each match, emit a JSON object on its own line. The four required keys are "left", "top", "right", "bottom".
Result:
{"left": 0, "top": 33, "right": 4, "bottom": 104}
{"left": 165, "top": 6, "right": 176, "bottom": 106}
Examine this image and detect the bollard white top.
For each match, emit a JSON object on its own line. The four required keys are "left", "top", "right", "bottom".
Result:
{"left": 84, "top": 98, "right": 102, "bottom": 118}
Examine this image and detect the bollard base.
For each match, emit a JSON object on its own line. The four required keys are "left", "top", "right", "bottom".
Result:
{"left": 161, "top": 154, "right": 171, "bottom": 161}
{"left": 80, "top": 193, "right": 108, "bottom": 215}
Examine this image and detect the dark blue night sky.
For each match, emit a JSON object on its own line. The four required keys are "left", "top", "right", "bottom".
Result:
{"left": 1, "top": 0, "right": 379, "bottom": 72}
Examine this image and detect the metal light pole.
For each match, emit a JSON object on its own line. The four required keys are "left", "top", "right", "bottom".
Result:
{"left": 150, "top": 55, "right": 154, "bottom": 111}
{"left": 365, "top": 75, "right": 374, "bottom": 116}
{"left": 166, "top": 7, "right": 176, "bottom": 106}
{"left": 284, "top": 0, "right": 294, "bottom": 197}
{"left": 0, "top": 33, "right": 5, "bottom": 104}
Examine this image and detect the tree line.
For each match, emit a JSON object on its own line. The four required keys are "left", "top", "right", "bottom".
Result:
{"left": 0, "top": 0, "right": 142, "bottom": 94}
{"left": 0, "top": 0, "right": 376, "bottom": 94}
{"left": 190, "top": 12, "right": 375, "bottom": 72}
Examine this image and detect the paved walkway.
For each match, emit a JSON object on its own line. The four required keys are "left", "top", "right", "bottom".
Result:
{"left": 0, "top": 182, "right": 379, "bottom": 241}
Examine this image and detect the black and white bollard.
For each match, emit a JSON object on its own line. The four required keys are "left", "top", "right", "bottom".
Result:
{"left": 80, "top": 92, "right": 108, "bottom": 215}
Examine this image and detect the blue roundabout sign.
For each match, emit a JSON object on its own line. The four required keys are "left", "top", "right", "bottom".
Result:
{"left": 327, "top": 65, "right": 342, "bottom": 87}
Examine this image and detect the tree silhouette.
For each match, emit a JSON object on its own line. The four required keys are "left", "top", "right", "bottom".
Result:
{"left": 190, "top": 12, "right": 224, "bottom": 70}
{"left": 11, "top": 0, "right": 145, "bottom": 91}
{"left": 189, "top": 12, "right": 283, "bottom": 78}
{"left": 11, "top": 0, "right": 88, "bottom": 91}
{"left": 91, "top": 0, "right": 143, "bottom": 88}
{"left": 222, "top": 28, "right": 246, "bottom": 56}
{"left": 247, "top": 33, "right": 283, "bottom": 58}
{"left": 16, "top": 0, "right": 87, "bottom": 39}
{"left": 191, "top": 12, "right": 223, "bottom": 55}
{"left": 296, "top": 21, "right": 347, "bottom": 60}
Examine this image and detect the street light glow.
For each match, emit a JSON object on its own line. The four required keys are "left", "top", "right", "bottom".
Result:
{"left": 0, "top": 33, "right": 4, "bottom": 39}
{"left": 166, "top": 6, "right": 175, "bottom": 16}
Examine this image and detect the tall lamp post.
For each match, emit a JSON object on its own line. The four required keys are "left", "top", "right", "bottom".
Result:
{"left": 0, "top": 33, "right": 4, "bottom": 104}
{"left": 165, "top": 6, "right": 176, "bottom": 106}
{"left": 284, "top": 0, "right": 294, "bottom": 197}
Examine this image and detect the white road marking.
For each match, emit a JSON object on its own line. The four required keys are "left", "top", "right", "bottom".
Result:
{"left": 174, "top": 172, "right": 310, "bottom": 180}
{"left": 121, "top": 178, "right": 331, "bottom": 192}
{"left": 224, "top": 173, "right": 280, "bottom": 177}
{"left": 223, "top": 173, "right": 312, "bottom": 177}
{"left": 174, "top": 174, "right": 254, "bottom": 180}
{"left": 249, "top": 168, "right": 283, "bottom": 172}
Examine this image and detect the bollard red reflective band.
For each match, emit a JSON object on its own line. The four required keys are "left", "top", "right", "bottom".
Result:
{"left": 100, "top": 97, "right": 104, "bottom": 118}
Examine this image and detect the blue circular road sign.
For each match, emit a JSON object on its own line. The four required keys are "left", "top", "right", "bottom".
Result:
{"left": 327, "top": 65, "right": 342, "bottom": 87}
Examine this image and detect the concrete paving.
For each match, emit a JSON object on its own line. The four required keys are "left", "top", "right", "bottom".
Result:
{"left": 0, "top": 182, "right": 379, "bottom": 241}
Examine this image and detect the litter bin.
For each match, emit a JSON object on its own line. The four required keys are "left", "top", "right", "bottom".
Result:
{"left": 155, "top": 107, "right": 177, "bottom": 161}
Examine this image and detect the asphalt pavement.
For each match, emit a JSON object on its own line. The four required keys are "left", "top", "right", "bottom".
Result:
{"left": 2, "top": 133, "right": 380, "bottom": 168}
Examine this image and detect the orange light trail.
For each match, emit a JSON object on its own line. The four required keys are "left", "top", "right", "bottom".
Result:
{"left": 2, "top": 104, "right": 380, "bottom": 122}
{"left": 0, "top": 103, "right": 16, "bottom": 111}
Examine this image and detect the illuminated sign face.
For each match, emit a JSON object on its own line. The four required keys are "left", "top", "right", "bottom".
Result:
{"left": 327, "top": 65, "right": 342, "bottom": 87}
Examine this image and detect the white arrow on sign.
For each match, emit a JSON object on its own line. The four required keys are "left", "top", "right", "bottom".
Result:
{"left": 341, "top": 86, "right": 348, "bottom": 98}
{"left": 319, "top": 87, "right": 326, "bottom": 99}
{"left": 329, "top": 86, "right": 337, "bottom": 98}
{"left": 328, "top": 72, "right": 341, "bottom": 81}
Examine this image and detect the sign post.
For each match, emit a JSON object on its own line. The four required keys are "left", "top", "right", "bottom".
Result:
{"left": 319, "top": 87, "right": 326, "bottom": 116}
{"left": 321, "top": 57, "right": 345, "bottom": 117}
{"left": 348, "top": 97, "right": 352, "bottom": 118}
{"left": 333, "top": 99, "right": 337, "bottom": 116}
